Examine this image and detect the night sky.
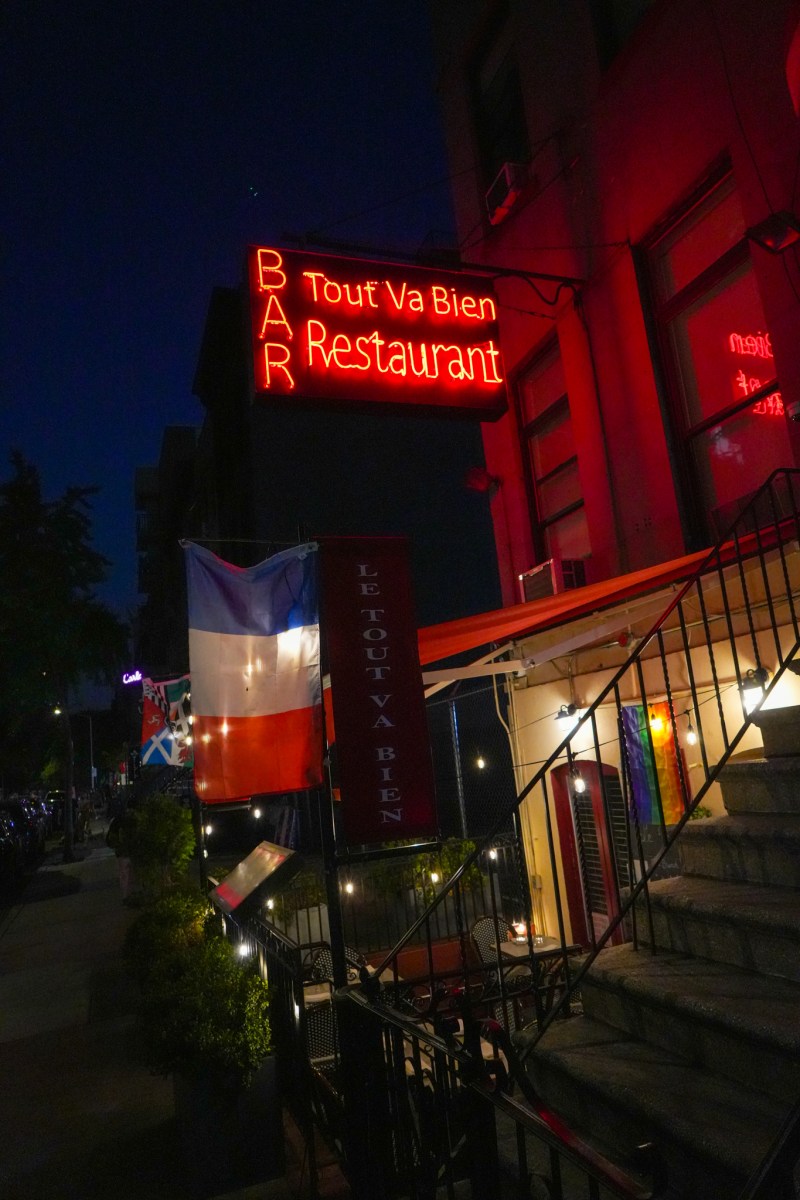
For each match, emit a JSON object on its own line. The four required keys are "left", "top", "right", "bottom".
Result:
{"left": 3, "top": 2, "right": 496, "bottom": 624}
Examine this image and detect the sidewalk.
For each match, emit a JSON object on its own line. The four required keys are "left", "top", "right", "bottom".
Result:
{"left": 0, "top": 822, "right": 311, "bottom": 1200}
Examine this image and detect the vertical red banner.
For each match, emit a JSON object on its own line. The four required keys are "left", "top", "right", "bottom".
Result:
{"left": 320, "top": 537, "right": 438, "bottom": 845}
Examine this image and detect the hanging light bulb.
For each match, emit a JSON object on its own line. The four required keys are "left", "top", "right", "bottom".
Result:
{"left": 570, "top": 765, "right": 586, "bottom": 794}
{"left": 476, "top": 754, "right": 486, "bottom": 769}
{"left": 742, "top": 666, "right": 769, "bottom": 713}
{"left": 686, "top": 713, "right": 698, "bottom": 746}
{"left": 649, "top": 709, "right": 664, "bottom": 733}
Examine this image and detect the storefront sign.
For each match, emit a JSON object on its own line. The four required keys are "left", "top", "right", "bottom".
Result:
{"left": 246, "top": 246, "right": 507, "bottom": 419}
{"left": 122, "top": 670, "right": 143, "bottom": 685}
{"left": 321, "top": 537, "right": 437, "bottom": 845}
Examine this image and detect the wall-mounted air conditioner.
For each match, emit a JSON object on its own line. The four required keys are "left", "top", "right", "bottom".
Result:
{"left": 486, "top": 161, "right": 527, "bottom": 226}
{"left": 518, "top": 557, "right": 588, "bottom": 604}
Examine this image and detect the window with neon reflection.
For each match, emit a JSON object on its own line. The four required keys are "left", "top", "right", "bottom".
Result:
{"left": 647, "top": 172, "right": 790, "bottom": 539}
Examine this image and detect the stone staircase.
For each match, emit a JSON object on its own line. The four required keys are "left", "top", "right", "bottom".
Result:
{"left": 516, "top": 707, "right": 800, "bottom": 1199}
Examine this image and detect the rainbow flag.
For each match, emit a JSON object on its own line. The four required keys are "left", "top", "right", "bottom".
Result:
{"left": 621, "top": 702, "right": 685, "bottom": 825}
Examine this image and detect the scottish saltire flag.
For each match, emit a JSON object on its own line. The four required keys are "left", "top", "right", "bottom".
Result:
{"left": 183, "top": 541, "right": 323, "bottom": 802}
{"left": 621, "top": 702, "right": 685, "bottom": 825}
{"left": 141, "top": 675, "right": 193, "bottom": 766}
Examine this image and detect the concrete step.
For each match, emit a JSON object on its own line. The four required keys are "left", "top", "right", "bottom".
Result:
{"left": 718, "top": 755, "right": 800, "bottom": 815}
{"left": 678, "top": 813, "right": 800, "bottom": 887}
{"left": 577, "top": 943, "right": 800, "bottom": 1103}
{"left": 636, "top": 874, "right": 800, "bottom": 981}
{"left": 521, "top": 1015, "right": 789, "bottom": 1200}
{"left": 750, "top": 705, "right": 800, "bottom": 759}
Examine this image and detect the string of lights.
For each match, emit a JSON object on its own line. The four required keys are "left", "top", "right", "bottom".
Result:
{"left": 507, "top": 680, "right": 743, "bottom": 775}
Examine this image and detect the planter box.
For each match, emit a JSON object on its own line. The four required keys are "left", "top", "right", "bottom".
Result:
{"left": 174, "top": 1057, "right": 283, "bottom": 1198}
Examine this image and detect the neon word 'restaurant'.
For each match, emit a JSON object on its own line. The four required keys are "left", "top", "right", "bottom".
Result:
{"left": 250, "top": 247, "right": 506, "bottom": 410}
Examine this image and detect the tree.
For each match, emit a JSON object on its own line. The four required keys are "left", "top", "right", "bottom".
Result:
{"left": 0, "top": 452, "right": 129, "bottom": 860}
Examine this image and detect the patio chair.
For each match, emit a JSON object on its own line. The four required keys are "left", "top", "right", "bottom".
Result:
{"left": 310, "top": 943, "right": 366, "bottom": 984}
{"left": 471, "top": 916, "right": 533, "bottom": 1030}
{"left": 470, "top": 916, "right": 504, "bottom": 984}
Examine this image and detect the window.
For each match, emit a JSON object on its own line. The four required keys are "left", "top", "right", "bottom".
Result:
{"left": 471, "top": 9, "right": 529, "bottom": 191}
{"left": 518, "top": 343, "right": 590, "bottom": 561}
{"left": 646, "top": 173, "right": 790, "bottom": 540}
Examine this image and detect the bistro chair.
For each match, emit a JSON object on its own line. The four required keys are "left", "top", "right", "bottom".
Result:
{"left": 310, "top": 942, "right": 367, "bottom": 984}
{"left": 470, "top": 915, "right": 533, "bottom": 1030}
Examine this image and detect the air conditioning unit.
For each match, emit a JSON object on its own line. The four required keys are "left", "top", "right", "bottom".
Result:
{"left": 518, "top": 557, "right": 588, "bottom": 603}
{"left": 486, "top": 161, "right": 527, "bottom": 226}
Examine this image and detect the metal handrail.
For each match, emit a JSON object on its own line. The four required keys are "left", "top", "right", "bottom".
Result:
{"left": 370, "top": 467, "right": 800, "bottom": 985}
{"left": 348, "top": 467, "right": 800, "bottom": 1196}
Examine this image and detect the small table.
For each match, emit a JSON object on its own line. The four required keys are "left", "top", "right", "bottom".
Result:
{"left": 494, "top": 936, "right": 563, "bottom": 959}
{"left": 489, "top": 937, "right": 581, "bottom": 1026}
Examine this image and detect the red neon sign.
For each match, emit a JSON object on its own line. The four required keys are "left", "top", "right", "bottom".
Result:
{"left": 727, "top": 329, "right": 783, "bottom": 416}
{"left": 247, "top": 246, "right": 507, "bottom": 419}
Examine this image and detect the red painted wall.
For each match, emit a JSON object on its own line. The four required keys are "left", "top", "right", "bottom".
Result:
{"left": 433, "top": 0, "right": 800, "bottom": 605}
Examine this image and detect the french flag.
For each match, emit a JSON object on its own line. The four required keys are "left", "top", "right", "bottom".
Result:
{"left": 183, "top": 541, "right": 323, "bottom": 802}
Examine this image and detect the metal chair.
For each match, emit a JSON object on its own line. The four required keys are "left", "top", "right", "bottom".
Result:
{"left": 470, "top": 916, "right": 532, "bottom": 1031}
{"left": 470, "top": 916, "right": 504, "bottom": 982}
{"left": 310, "top": 943, "right": 366, "bottom": 984}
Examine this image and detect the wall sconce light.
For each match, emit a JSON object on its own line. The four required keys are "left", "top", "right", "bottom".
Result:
{"left": 555, "top": 703, "right": 580, "bottom": 734}
{"left": 742, "top": 666, "right": 769, "bottom": 713}
{"left": 746, "top": 211, "right": 800, "bottom": 254}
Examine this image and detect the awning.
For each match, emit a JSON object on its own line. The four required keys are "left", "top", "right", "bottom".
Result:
{"left": 416, "top": 547, "right": 715, "bottom": 667}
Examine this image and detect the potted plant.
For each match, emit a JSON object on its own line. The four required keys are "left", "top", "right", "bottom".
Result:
{"left": 124, "top": 884, "right": 282, "bottom": 1195}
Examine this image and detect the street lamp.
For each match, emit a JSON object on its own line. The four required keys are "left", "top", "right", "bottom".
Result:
{"left": 52, "top": 703, "right": 77, "bottom": 862}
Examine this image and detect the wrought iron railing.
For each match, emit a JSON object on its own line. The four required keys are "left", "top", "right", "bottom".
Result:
{"left": 264, "top": 833, "right": 522, "bottom": 957}
{"left": 328, "top": 467, "right": 800, "bottom": 1198}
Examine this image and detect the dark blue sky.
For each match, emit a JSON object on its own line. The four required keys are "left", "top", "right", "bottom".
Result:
{"left": 3, "top": 2, "right": 485, "bottom": 619}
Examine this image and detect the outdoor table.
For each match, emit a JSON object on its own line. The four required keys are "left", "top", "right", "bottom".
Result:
{"left": 492, "top": 935, "right": 563, "bottom": 958}
{"left": 489, "top": 936, "right": 581, "bottom": 1026}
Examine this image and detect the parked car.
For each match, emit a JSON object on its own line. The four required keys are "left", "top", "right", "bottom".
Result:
{"left": 0, "top": 798, "right": 45, "bottom": 861}
{"left": 0, "top": 810, "right": 22, "bottom": 890}
{"left": 45, "top": 790, "right": 67, "bottom": 831}
{"left": 27, "top": 795, "right": 53, "bottom": 836}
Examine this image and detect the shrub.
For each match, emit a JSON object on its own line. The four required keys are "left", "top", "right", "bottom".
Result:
{"left": 125, "top": 793, "right": 196, "bottom": 898}
{"left": 126, "top": 886, "right": 272, "bottom": 1086}
{"left": 137, "top": 932, "right": 272, "bottom": 1084}
{"left": 123, "top": 886, "right": 214, "bottom": 987}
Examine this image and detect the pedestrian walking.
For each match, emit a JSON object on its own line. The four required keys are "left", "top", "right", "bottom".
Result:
{"left": 105, "top": 806, "right": 135, "bottom": 901}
